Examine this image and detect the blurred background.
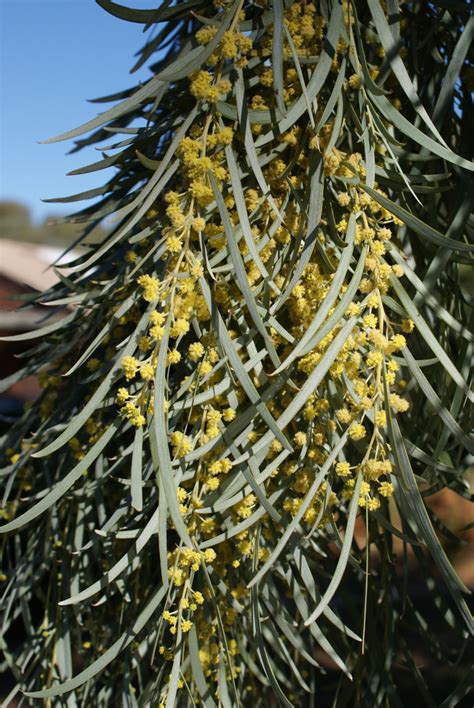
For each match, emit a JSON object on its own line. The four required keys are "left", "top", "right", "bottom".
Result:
{"left": 0, "top": 0, "right": 159, "bottom": 416}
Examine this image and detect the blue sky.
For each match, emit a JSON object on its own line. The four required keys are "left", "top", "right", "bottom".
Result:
{"left": 0, "top": 0, "right": 161, "bottom": 223}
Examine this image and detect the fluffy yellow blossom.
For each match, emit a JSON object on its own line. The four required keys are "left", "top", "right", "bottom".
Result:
{"left": 190, "top": 71, "right": 231, "bottom": 103}
{"left": 336, "top": 408, "right": 351, "bottom": 424}
{"left": 140, "top": 363, "right": 155, "bottom": 381}
{"left": 348, "top": 73, "right": 361, "bottom": 89}
{"left": 116, "top": 387, "right": 129, "bottom": 404}
{"left": 193, "top": 591, "right": 204, "bottom": 605}
{"left": 191, "top": 260, "right": 204, "bottom": 277}
{"left": 121, "top": 356, "right": 139, "bottom": 381}
{"left": 294, "top": 431, "right": 307, "bottom": 447}
{"left": 379, "top": 481, "right": 394, "bottom": 497}
{"left": 206, "top": 477, "right": 220, "bottom": 490}
{"left": 348, "top": 422, "right": 366, "bottom": 441}
{"left": 335, "top": 461, "right": 351, "bottom": 477}
{"left": 86, "top": 358, "right": 100, "bottom": 372}
{"left": 188, "top": 342, "right": 205, "bottom": 361}
{"left": 195, "top": 25, "right": 218, "bottom": 45}
{"left": 392, "top": 264, "right": 404, "bottom": 278}
{"left": 170, "top": 318, "right": 190, "bottom": 338}
{"left": 389, "top": 334, "right": 406, "bottom": 351}
{"left": 222, "top": 407, "right": 236, "bottom": 422}
{"left": 138, "top": 335, "right": 152, "bottom": 352}
{"left": 166, "top": 234, "right": 183, "bottom": 254}
{"left": 389, "top": 394, "right": 410, "bottom": 413}
{"left": 170, "top": 431, "right": 193, "bottom": 457}
{"left": 150, "top": 311, "right": 165, "bottom": 326}
{"left": 202, "top": 548, "right": 217, "bottom": 564}
{"left": 366, "top": 350, "right": 384, "bottom": 368}
{"left": 192, "top": 217, "right": 206, "bottom": 232}
{"left": 137, "top": 274, "right": 160, "bottom": 302}
{"left": 120, "top": 402, "right": 145, "bottom": 427}
{"left": 167, "top": 349, "right": 181, "bottom": 365}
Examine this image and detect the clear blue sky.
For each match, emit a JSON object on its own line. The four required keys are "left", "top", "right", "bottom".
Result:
{"left": 1, "top": 0, "right": 161, "bottom": 223}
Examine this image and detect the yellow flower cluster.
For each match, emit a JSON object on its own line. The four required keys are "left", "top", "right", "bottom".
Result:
{"left": 190, "top": 70, "right": 231, "bottom": 103}
{"left": 12, "top": 1, "right": 428, "bottom": 698}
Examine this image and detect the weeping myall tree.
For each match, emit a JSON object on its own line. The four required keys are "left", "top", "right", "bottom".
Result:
{"left": 1, "top": 0, "right": 473, "bottom": 705}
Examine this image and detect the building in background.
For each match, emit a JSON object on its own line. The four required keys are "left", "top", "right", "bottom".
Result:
{"left": 0, "top": 238, "right": 70, "bottom": 419}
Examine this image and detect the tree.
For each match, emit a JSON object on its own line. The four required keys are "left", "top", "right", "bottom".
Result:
{"left": 1, "top": 0, "right": 473, "bottom": 705}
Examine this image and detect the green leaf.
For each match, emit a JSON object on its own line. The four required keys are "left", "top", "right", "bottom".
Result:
{"left": 284, "top": 25, "right": 315, "bottom": 129}
{"left": 402, "top": 348, "right": 474, "bottom": 453}
{"left": 251, "top": 529, "right": 294, "bottom": 708}
{"left": 209, "top": 173, "right": 283, "bottom": 370}
{"left": 272, "top": 0, "right": 286, "bottom": 117}
{"left": 41, "top": 75, "right": 165, "bottom": 144}
{"left": 234, "top": 70, "right": 283, "bottom": 221}
{"left": 224, "top": 143, "right": 272, "bottom": 285}
{"left": 58, "top": 507, "right": 159, "bottom": 606}
{"left": 32, "top": 304, "right": 154, "bottom": 458}
{"left": 362, "top": 185, "right": 474, "bottom": 252}
{"left": 0, "top": 310, "right": 77, "bottom": 343}
{"left": 165, "top": 625, "right": 184, "bottom": 708}
{"left": 304, "top": 473, "right": 362, "bottom": 626}
{"left": 199, "top": 276, "right": 292, "bottom": 452}
{"left": 248, "top": 433, "right": 348, "bottom": 588}
{"left": 149, "top": 317, "right": 192, "bottom": 548}
{"left": 255, "top": 0, "right": 343, "bottom": 147}
{"left": 96, "top": 0, "right": 172, "bottom": 24}
{"left": 367, "top": 0, "right": 449, "bottom": 147}
{"left": 272, "top": 213, "right": 357, "bottom": 373}
{"left": 188, "top": 626, "right": 217, "bottom": 708}
{"left": 382, "top": 367, "right": 473, "bottom": 632}
{"left": 432, "top": 15, "right": 474, "bottom": 126}
{"left": 130, "top": 425, "right": 144, "bottom": 511}
{"left": 26, "top": 585, "right": 167, "bottom": 698}
{"left": 369, "top": 92, "right": 474, "bottom": 172}
{"left": 0, "top": 419, "right": 119, "bottom": 531}
{"left": 390, "top": 276, "right": 474, "bottom": 401}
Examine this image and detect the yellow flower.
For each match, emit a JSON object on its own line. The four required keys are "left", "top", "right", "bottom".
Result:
{"left": 167, "top": 349, "right": 182, "bottom": 365}
{"left": 379, "top": 481, "right": 394, "bottom": 497}
{"left": 181, "top": 619, "right": 193, "bottom": 633}
{"left": 392, "top": 264, "right": 404, "bottom": 278}
{"left": 116, "top": 388, "right": 129, "bottom": 404}
{"left": 336, "top": 408, "right": 351, "bottom": 424}
{"left": 335, "top": 461, "right": 351, "bottom": 477}
{"left": 170, "top": 431, "right": 193, "bottom": 457}
{"left": 348, "top": 422, "right": 366, "bottom": 441}
{"left": 166, "top": 235, "right": 183, "bottom": 254}
{"left": 137, "top": 274, "right": 160, "bottom": 302}
{"left": 192, "top": 217, "right": 205, "bottom": 232}
{"left": 121, "top": 356, "right": 139, "bottom": 381}
{"left": 389, "top": 394, "right": 410, "bottom": 413}
{"left": 222, "top": 407, "right": 236, "bottom": 422}
{"left": 202, "top": 549, "right": 217, "bottom": 564}
{"left": 294, "top": 431, "right": 307, "bottom": 447}
{"left": 206, "top": 477, "right": 220, "bottom": 490}
{"left": 170, "top": 318, "right": 190, "bottom": 338}
{"left": 140, "top": 363, "right": 155, "bottom": 381}
{"left": 86, "top": 358, "right": 100, "bottom": 372}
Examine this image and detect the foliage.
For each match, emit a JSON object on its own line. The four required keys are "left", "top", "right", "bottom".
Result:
{"left": 1, "top": 0, "right": 473, "bottom": 705}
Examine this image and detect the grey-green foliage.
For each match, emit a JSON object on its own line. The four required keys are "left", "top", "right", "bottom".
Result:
{"left": 0, "top": 1, "right": 473, "bottom": 706}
